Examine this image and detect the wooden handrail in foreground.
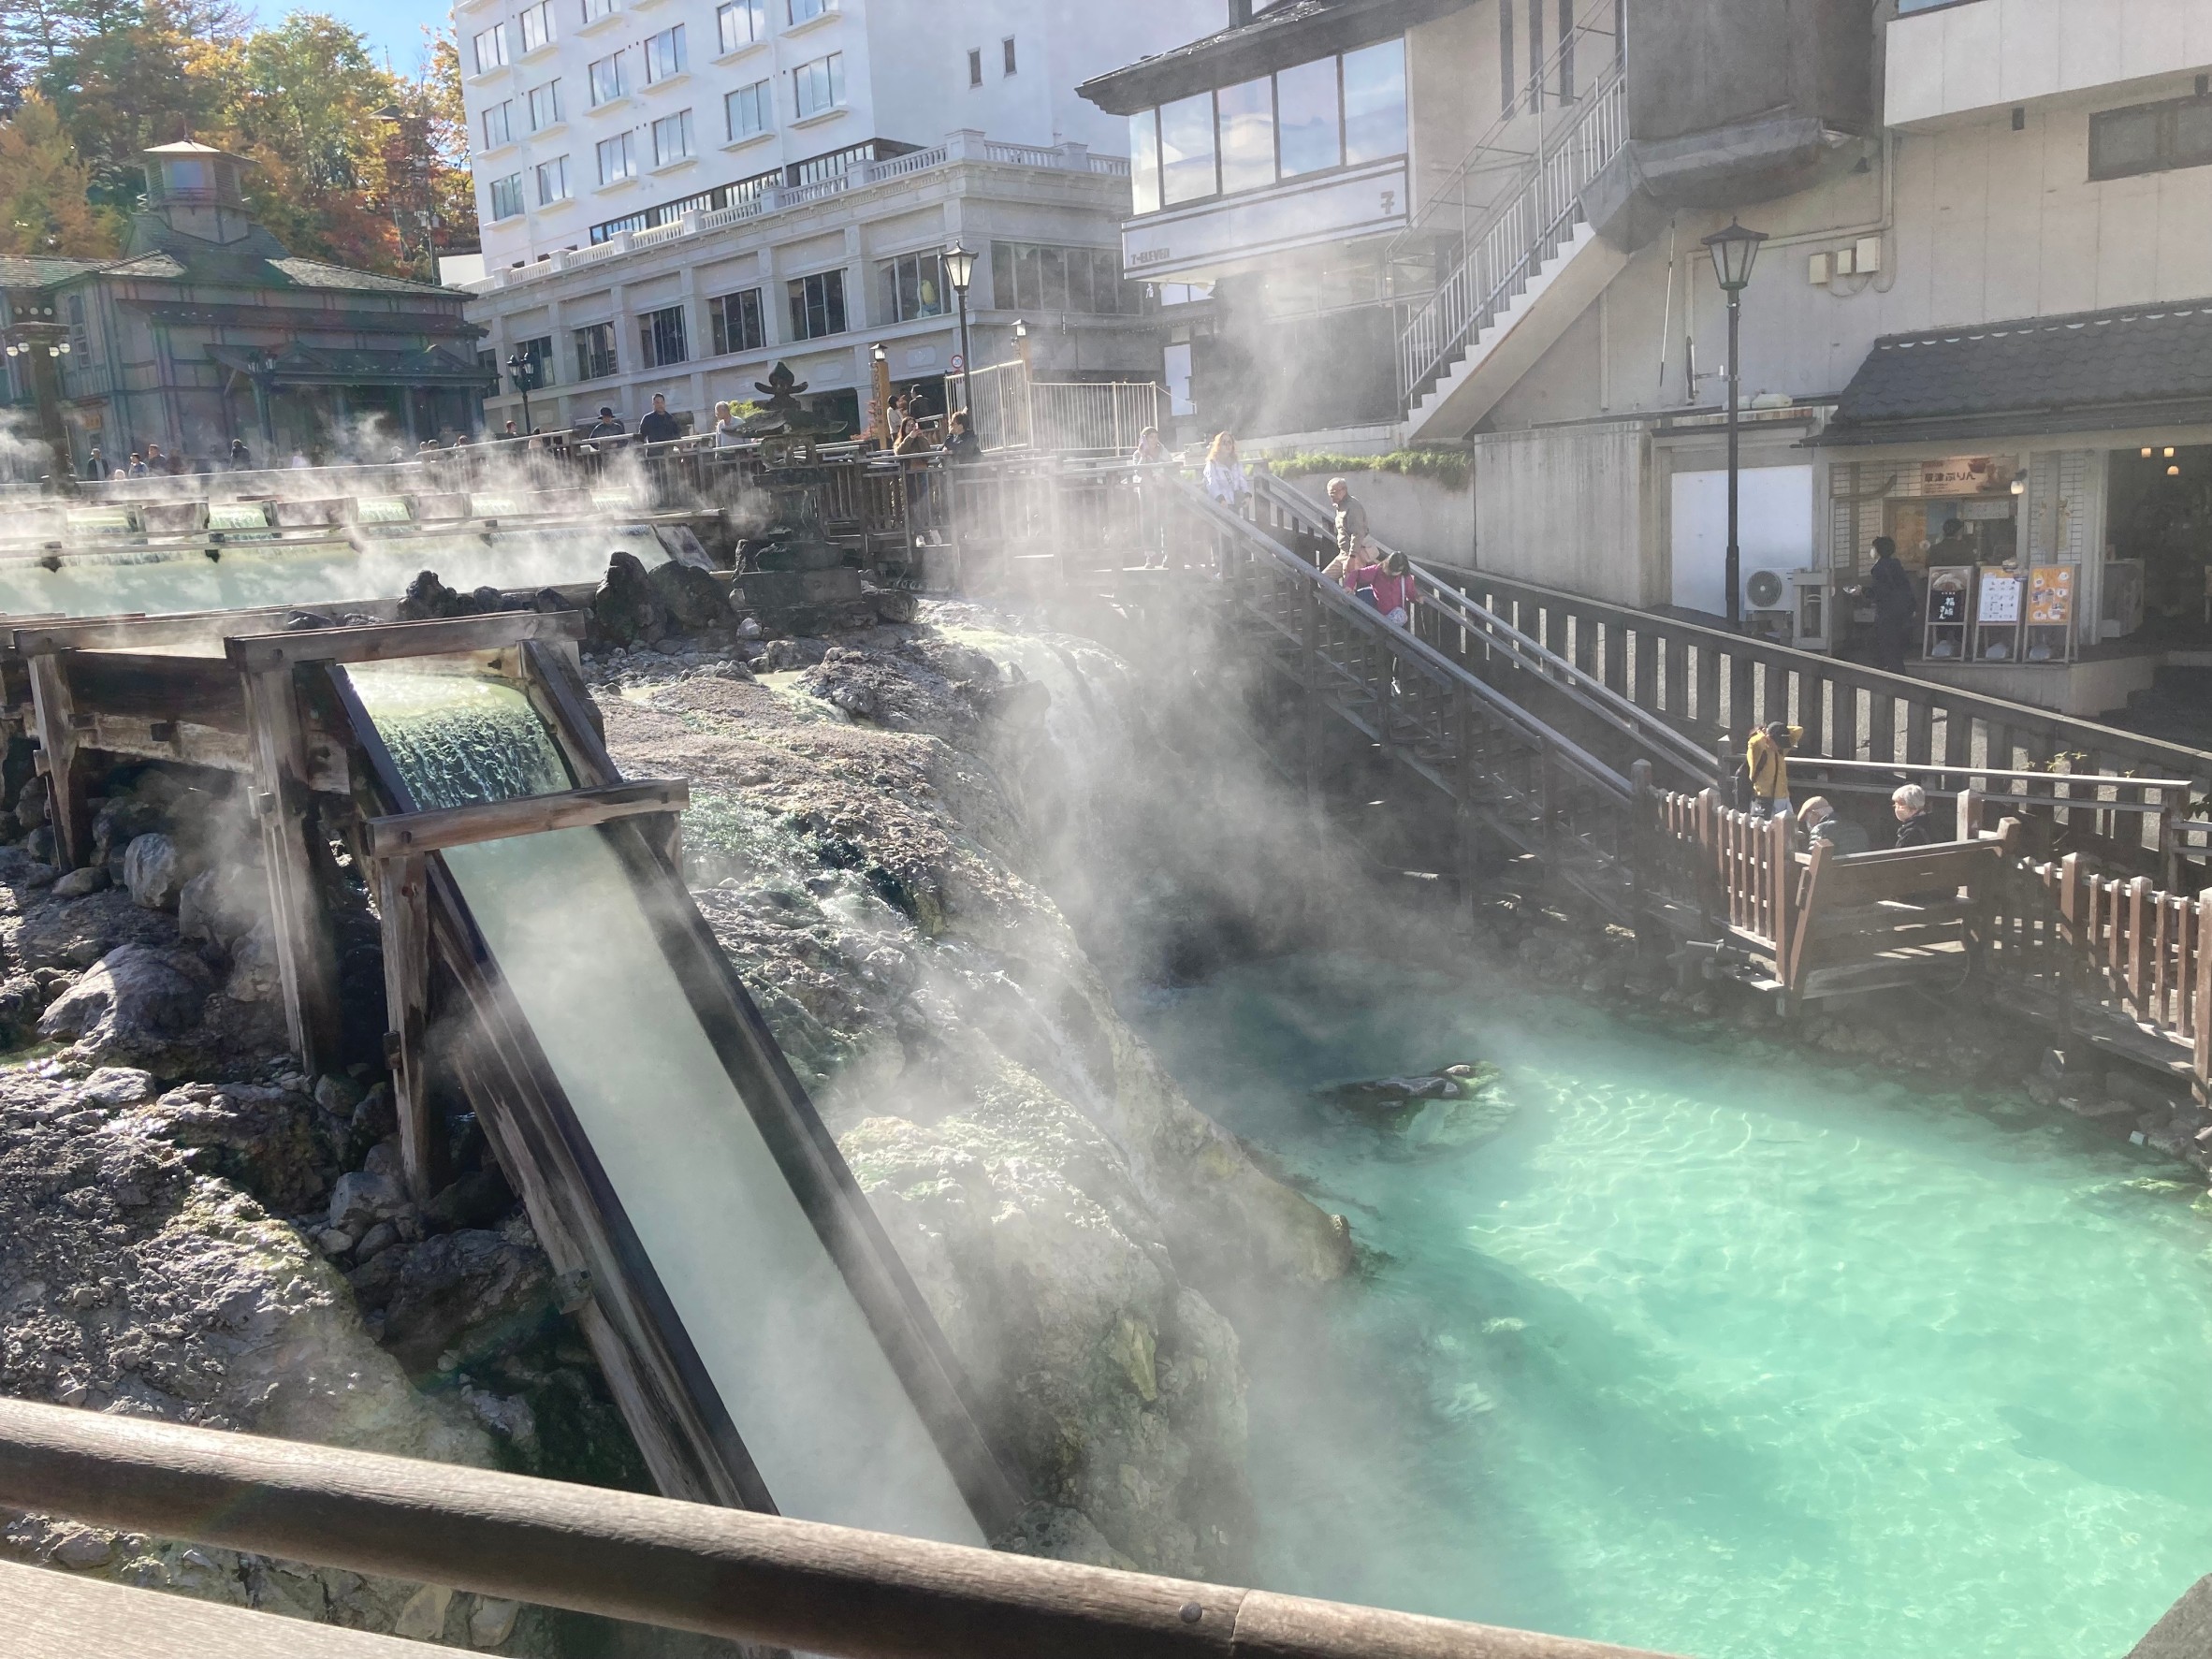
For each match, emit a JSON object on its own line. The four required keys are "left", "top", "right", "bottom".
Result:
{"left": 0, "top": 1398, "right": 1679, "bottom": 1659}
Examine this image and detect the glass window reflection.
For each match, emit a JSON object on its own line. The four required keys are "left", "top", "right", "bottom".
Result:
{"left": 1159, "top": 92, "right": 1217, "bottom": 203}
{"left": 1341, "top": 38, "right": 1406, "bottom": 164}
{"left": 1276, "top": 57, "right": 1341, "bottom": 177}
{"left": 1130, "top": 110, "right": 1161, "bottom": 213}
{"left": 1216, "top": 76, "right": 1276, "bottom": 193}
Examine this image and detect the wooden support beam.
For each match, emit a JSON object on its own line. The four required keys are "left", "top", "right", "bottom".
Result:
{"left": 366, "top": 780, "right": 689, "bottom": 860}
{"left": 1, "top": 1557, "right": 432, "bottom": 1659}
{"left": 372, "top": 853, "right": 444, "bottom": 1206}
{"left": 226, "top": 610, "right": 587, "bottom": 675}
{"left": 24, "top": 653, "right": 90, "bottom": 871}
{"left": 242, "top": 665, "right": 344, "bottom": 1071}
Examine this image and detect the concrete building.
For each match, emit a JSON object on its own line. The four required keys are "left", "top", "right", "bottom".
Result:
{"left": 454, "top": 0, "right": 1194, "bottom": 432}
{"left": 0, "top": 142, "right": 485, "bottom": 473}
{"left": 1086, "top": 0, "right": 2212, "bottom": 715}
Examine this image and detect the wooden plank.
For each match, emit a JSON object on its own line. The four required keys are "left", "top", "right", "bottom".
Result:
{"left": 24, "top": 653, "right": 89, "bottom": 871}
{"left": 226, "top": 610, "right": 587, "bottom": 674}
{"left": 373, "top": 852, "right": 445, "bottom": 1206}
{"left": 2129, "top": 876, "right": 2151, "bottom": 1015}
{"left": 1662, "top": 636, "right": 1687, "bottom": 722}
{"left": 2196, "top": 890, "right": 2211, "bottom": 1092}
{"left": 0, "top": 1556, "right": 433, "bottom": 1659}
{"left": 241, "top": 665, "right": 344, "bottom": 1070}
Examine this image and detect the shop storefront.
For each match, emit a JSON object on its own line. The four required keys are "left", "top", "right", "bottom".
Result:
{"left": 1818, "top": 301, "right": 2212, "bottom": 715}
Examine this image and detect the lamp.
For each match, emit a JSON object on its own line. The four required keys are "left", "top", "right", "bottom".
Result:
{"left": 2144, "top": 446, "right": 2156, "bottom": 458}
{"left": 942, "top": 241, "right": 976, "bottom": 415}
{"left": 2169, "top": 464, "right": 2182, "bottom": 476}
{"left": 2166, "top": 446, "right": 2177, "bottom": 458}
{"left": 1701, "top": 218, "right": 1768, "bottom": 628}
{"left": 503, "top": 348, "right": 538, "bottom": 437}
{"left": 868, "top": 341, "right": 891, "bottom": 445}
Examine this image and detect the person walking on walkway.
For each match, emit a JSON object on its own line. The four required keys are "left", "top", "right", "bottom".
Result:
{"left": 1867, "top": 535, "right": 1915, "bottom": 674}
{"left": 1202, "top": 432, "right": 1249, "bottom": 513}
{"left": 1130, "top": 427, "right": 1170, "bottom": 566}
{"left": 1370, "top": 550, "right": 1419, "bottom": 626}
{"left": 1746, "top": 720, "right": 1802, "bottom": 818}
{"left": 638, "top": 394, "right": 680, "bottom": 444}
{"left": 1327, "top": 476, "right": 1369, "bottom": 564}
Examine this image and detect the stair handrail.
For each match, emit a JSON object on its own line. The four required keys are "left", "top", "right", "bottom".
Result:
{"left": 1398, "top": 57, "right": 1628, "bottom": 406}
{"left": 1181, "top": 480, "right": 1635, "bottom": 804}
{"left": 1383, "top": 9, "right": 1624, "bottom": 270}
{"left": 1249, "top": 471, "right": 1713, "bottom": 786}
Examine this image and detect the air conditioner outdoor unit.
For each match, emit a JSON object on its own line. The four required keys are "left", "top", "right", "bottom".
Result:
{"left": 1744, "top": 569, "right": 1789, "bottom": 610}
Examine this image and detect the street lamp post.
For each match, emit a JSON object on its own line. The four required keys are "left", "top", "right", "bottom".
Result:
{"left": 504, "top": 348, "right": 538, "bottom": 436}
{"left": 868, "top": 342, "right": 890, "bottom": 445}
{"left": 941, "top": 242, "right": 976, "bottom": 415}
{"left": 242, "top": 347, "right": 279, "bottom": 452}
{"left": 1702, "top": 217, "right": 1768, "bottom": 628}
{"left": 5, "top": 321, "right": 77, "bottom": 490}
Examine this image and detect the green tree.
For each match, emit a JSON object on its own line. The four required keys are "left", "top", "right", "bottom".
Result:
{"left": 0, "top": 91, "right": 124, "bottom": 256}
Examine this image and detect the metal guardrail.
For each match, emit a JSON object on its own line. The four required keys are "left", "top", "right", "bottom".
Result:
{"left": 0, "top": 1397, "right": 1676, "bottom": 1659}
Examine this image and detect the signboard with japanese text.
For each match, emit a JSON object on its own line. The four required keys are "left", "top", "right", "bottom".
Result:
{"left": 1919, "top": 456, "right": 2013, "bottom": 496}
{"left": 1976, "top": 573, "right": 2021, "bottom": 624}
{"left": 2027, "top": 565, "right": 2075, "bottom": 625}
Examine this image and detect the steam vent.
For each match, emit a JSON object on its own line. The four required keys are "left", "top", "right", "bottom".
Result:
{"left": 4, "top": 4, "right": 2212, "bottom": 1659}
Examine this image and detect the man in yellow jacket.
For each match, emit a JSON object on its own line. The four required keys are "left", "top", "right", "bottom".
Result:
{"left": 1746, "top": 720, "right": 1802, "bottom": 818}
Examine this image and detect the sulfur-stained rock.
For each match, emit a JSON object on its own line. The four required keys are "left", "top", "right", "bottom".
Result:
{"left": 36, "top": 942, "right": 211, "bottom": 1066}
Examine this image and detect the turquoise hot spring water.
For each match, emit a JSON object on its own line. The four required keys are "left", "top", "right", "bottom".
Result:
{"left": 1133, "top": 953, "right": 2212, "bottom": 1659}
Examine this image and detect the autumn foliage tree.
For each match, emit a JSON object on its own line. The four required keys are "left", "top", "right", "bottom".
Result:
{"left": 0, "top": 1, "right": 477, "bottom": 279}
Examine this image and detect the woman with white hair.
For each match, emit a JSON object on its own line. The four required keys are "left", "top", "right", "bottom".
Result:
{"left": 1892, "top": 782, "right": 1935, "bottom": 848}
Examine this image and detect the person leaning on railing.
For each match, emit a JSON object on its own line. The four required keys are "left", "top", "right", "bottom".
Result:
{"left": 1746, "top": 720, "right": 1802, "bottom": 819}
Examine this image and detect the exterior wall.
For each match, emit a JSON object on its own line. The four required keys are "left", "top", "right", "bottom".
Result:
{"left": 1279, "top": 466, "right": 1476, "bottom": 564}
{"left": 1470, "top": 421, "right": 1660, "bottom": 606}
{"left": 458, "top": 0, "right": 1194, "bottom": 269}
{"left": 1886, "top": 0, "right": 2212, "bottom": 130}
{"left": 465, "top": 148, "right": 1156, "bottom": 434}
{"left": 1628, "top": 0, "right": 1875, "bottom": 144}
{"left": 1482, "top": 92, "right": 2212, "bottom": 435}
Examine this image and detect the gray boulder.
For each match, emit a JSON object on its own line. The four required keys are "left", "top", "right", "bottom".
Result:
{"left": 178, "top": 866, "right": 264, "bottom": 949}
{"left": 36, "top": 943, "right": 211, "bottom": 1063}
{"left": 648, "top": 560, "right": 734, "bottom": 633}
{"left": 51, "top": 866, "right": 108, "bottom": 898}
{"left": 590, "top": 550, "right": 661, "bottom": 646}
{"left": 123, "top": 833, "right": 185, "bottom": 910}
{"left": 328, "top": 1170, "right": 408, "bottom": 1235}
{"left": 224, "top": 920, "right": 282, "bottom": 1003}
{"left": 347, "top": 1228, "right": 553, "bottom": 1375}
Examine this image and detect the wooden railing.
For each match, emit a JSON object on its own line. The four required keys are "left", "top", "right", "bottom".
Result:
{"left": 0, "top": 1396, "right": 1677, "bottom": 1659}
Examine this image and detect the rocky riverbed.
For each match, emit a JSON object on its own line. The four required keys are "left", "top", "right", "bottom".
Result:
{"left": 0, "top": 592, "right": 1355, "bottom": 1649}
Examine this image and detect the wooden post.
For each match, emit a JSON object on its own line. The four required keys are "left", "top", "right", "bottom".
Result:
{"left": 372, "top": 853, "right": 446, "bottom": 1205}
{"left": 2195, "top": 889, "right": 2211, "bottom": 1100}
{"left": 1768, "top": 808, "right": 1797, "bottom": 978}
{"left": 242, "top": 665, "right": 343, "bottom": 1072}
{"left": 1628, "top": 757, "right": 1653, "bottom": 926}
{"left": 1301, "top": 579, "right": 1323, "bottom": 812}
{"left": 24, "top": 654, "right": 91, "bottom": 872}
{"left": 1956, "top": 787, "right": 1982, "bottom": 843}
{"left": 1456, "top": 691, "right": 1481, "bottom": 928}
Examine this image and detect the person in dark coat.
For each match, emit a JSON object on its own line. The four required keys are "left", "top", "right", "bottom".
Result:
{"left": 1892, "top": 782, "right": 1936, "bottom": 848}
{"left": 1867, "top": 535, "right": 1915, "bottom": 674}
{"left": 637, "top": 394, "right": 680, "bottom": 443}
{"left": 588, "top": 406, "right": 625, "bottom": 439}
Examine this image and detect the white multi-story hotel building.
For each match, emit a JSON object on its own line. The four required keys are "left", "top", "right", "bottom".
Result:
{"left": 453, "top": 0, "right": 1196, "bottom": 433}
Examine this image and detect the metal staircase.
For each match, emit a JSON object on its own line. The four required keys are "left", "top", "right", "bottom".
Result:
{"left": 1397, "top": 52, "right": 1629, "bottom": 442}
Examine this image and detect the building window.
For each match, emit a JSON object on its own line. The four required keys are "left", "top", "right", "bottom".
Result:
{"left": 789, "top": 0, "right": 834, "bottom": 21}
{"left": 1527, "top": 0, "right": 1545, "bottom": 109}
{"left": 640, "top": 305, "right": 688, "bottom": 368}
{"left": 1130, "top": 109, "right": 1160, "bottom": 213}
{"left": 489, "top": 173, "right": 525, "bottom": 219}
{"left": 786, "top": 269, "right": 847, "bottom": 340}
{"left": 719, "top": 0, "right": 765, "bottom": 51}
{"left": 794, "top": 51, "right": 844, "bottom": 119}
{"left": 535, "top": 155, "right": 570, "bottom": 203}
{"left": 877, "top": 250, "right": 947, "bottom": 323}
{"left": 472, "top": 22, "right": 510, "bottom": 73}
{"left": 644, "top": 24, "right": 686, "bottom": 83}
{"left": 1002, "top": 36, "right": 1016, "bottom": 76}
{"left": 1275, "top": 57, "right": 1340, "bottom": 176}
{"left": 1158, "top": 92, "right": 1215, "bottom": 204}
{"left": 582, "top": 0, "right": 616, "bottom": 19}
{"left": 528, "top": 80, "right": 563, "bottom": 129}
{"left": 727, "top": 79, "right": 772, "bottom": 139}
{"left": 589, "top": 52, "right": 626, "bottom": 106}
{"left": 574, "top": 321, "right": 618, "bottom": 380}
{"left": 651, "top": 109, "right": 693, "bottom": 165}
{"left": 514, "top": 334, "right": 555, "bottom": 387}
{"left": 1216, "top": 77, "right": 1273, "bottom": 194}
{"left": 968, "top": 48, "right": 982, "bottom": 88}
{"left": 1342, "top": 38, "right": 1406, "bottom": 166}
{"left": 596, "top": 131, "right": 636, "bottom": 184}
{"left": 709, "top": 288, "right": 765, "bottom": 355}
{"left": 519, "top": 0, "right": 555, "bottom": 52}
{"left": 989, "top": 242, "right": 1143, "bottom": 315}
{"left": 2089, "top": 95, "right": 2212, "bottom": 182}
{"left": 482, "top": 100, "right": 514, "bottom": 149}
{"left": 590, "top": 211, "right": 648, "bottom": 241}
